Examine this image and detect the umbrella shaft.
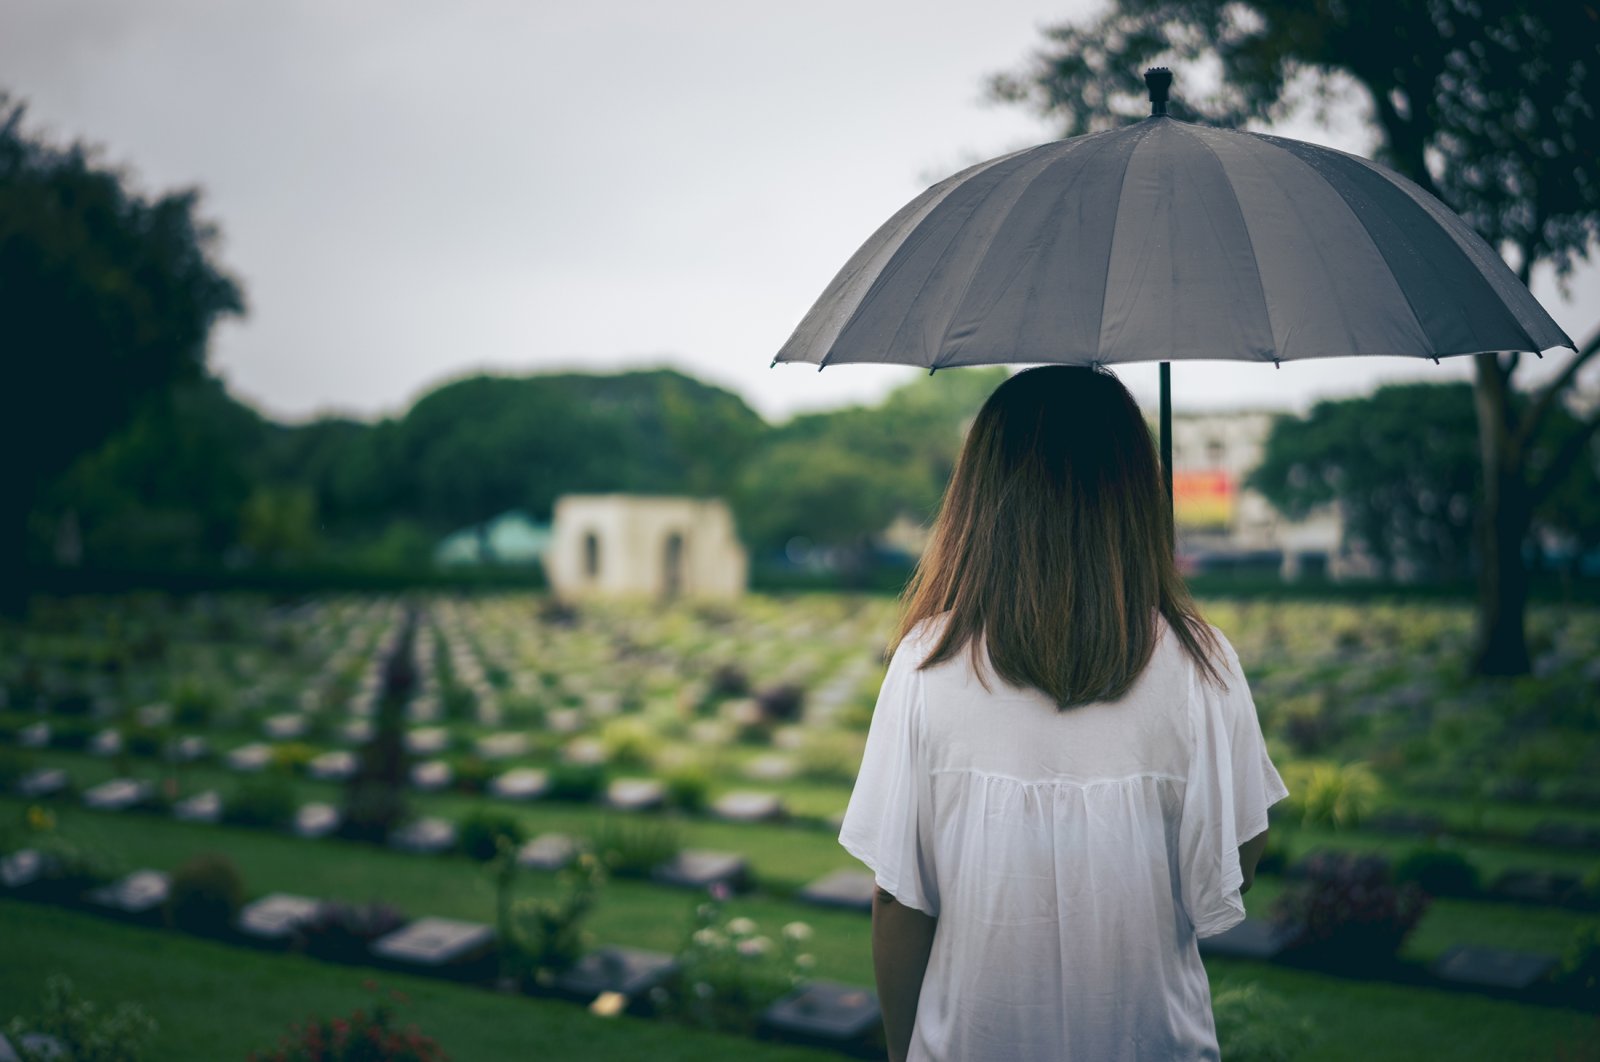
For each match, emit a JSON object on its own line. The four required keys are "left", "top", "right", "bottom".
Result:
{"left": 1160, "top": 362, "right": 1173, "bottom": 552}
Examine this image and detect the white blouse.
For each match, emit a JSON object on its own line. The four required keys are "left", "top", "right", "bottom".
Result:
{"left": 839, "top": 613, "right": 1288, "bottom": 1061}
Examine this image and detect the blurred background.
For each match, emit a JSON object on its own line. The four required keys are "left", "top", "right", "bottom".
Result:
{"left": 1, "top": 2, "right": 1597, "bottom": 1060}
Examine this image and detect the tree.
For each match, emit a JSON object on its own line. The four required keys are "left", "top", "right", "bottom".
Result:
{"left": 1, "top": 93, "right": 244, "bottom": 608}
{"left": 991, "top": 1, "right": 1600, "bottom": 674}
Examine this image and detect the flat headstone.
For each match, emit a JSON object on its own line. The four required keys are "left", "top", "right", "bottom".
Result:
{"left": 798, "top": 870, "right": 878, "bottom": 912}
{"left": 1527, "top": 820, "right": 1600, "bottom": 851}
{"left": 371, "top": 916, "right": 495, "bottom": 967}
{"left": 475, "top": 732, "right": 529, "bottom": 760}
{"left": 1196, "top": 918, "right": 1292, "bottom": 961}
{"left": 687, "top": 720, "right": 733, "bottom": 746}
{"left": 16, "top": 767, "right": 68, "bottom": 798}
{"left": 135, "top": 703, "right": 173, "bottom": 727}
{"left": 172, "top": 735, "right": 210, "bottom": 762}
{"left": 1489, "top": 869, "right": 1581, "bottom": 906}
{"left": 406, "top": 697, "right": 442, "bottom": 723}
{"left": 652, "top": 849, "right": 750, "bottom": 892}
{"left": 88, "top": 728, "right": 123, "bottom": 756}
{"left": 490, "top": 767, "right": 549, "bottom": 801}
{"left": 761, "top": 980, "right": 881, "bottom": 1046}
{"left": 771, "top": 726, "right": 805, "bottom": 751}
{"left": 237, "top": 892, "right": 323, "bottom": 943}
{"left": 1432, "top": 945, "right": 1559, "bottom": 990}
{"left": 389, "top": 816, "right": 457, "bottom": 854}
{"left": 404, "top": 727, "right": 450, "bottom": 754}
{"left": 547, "top": 708, "right": 583, "bottom": 734}
{"left": 517, "top": 833, "right": 579, "bottom": 871}
{"left": 711, "top": 791, "right": 785, "bottom": 822}
{"left": 720, "top": 698, "right": 764, "bottom": 727}
{"left": 606, "top": 778, "right": 665, "bottom": 811}
{"left": 84, "top": 869, "right": 170, "bottom": 917}
{"left": 563, "top": 738, "right": 608, "bottom": 766}
{"left": 226, "top": 742, "right": 274, "bottom": 772}
{"left": 340, "top": 719, "right": 374, "bottom": 744}
{"left": 293, "top": 802, "right": 341, "bottom": 839}
{"left": 0, "top": 1032, "right": 66, "bottom": 1062}
{"left": 585, "top": 692, "right": 622, "bottom": 717}
{"left": 263, "top": 713, "right": 309, "bottom": 740}
{"left": 550, "top": 946, "right": 678, "bottom": 1004}
{"left": 410, "top": 759, "right": 454, "bottom": 791}
{"left": 82, "top": 778, "right": 152, "bottom": 812}
{"left": 307, "top": 750, "right": 358, "bottom": 781}
{"left": 172, "top": 789, "right": 223, "bottom": 823}
{"left": 17, "top": 722, "right": 49, "bottom": 749}
{"left": 0, "top": 849, "right": 43, "bottom": 890}
{"left": 743, "top": 754, "right": 798, "bottom": 782}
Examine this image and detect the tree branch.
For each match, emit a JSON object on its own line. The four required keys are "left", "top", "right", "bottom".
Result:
{"left": 1516, "top": 323, "right": 1600, "bottom": 451}
{"left": 1530, "top": 407, "right": 1600, "bottom": 508}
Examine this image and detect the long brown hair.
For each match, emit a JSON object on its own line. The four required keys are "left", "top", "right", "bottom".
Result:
{"left": 893, "top": 365, "right": 1224, "bottom": 708}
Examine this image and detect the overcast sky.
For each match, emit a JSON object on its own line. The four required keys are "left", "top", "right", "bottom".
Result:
{"left": 5, "top": 0, "right": 1596, "bottom": 425}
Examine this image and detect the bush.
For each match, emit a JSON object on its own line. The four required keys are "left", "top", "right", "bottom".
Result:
{"left": 169, "top": 676, "right": 219, "bottom": 728}
{"left": 123, "top": 724, "right": 166, "bottom": 759}
{"left": 546, "top": 763, "right": 606, "bottom": 803}
{"left": 4, "top": 974, "right": 158, "bottom": 1062}
{"left": 48, "top": 718, "right": 96, "bottom": 751}
{"left": 707, "top": 664, "right": 749, "bottom": 700}
{"left": 162, "top": 851, "right": 245, "bottom": 937}
{"left": 1555, "top": 922, "right": 1600, "bottom": 1006}
{"left": 248, "top": 980, "right": 447, "bottom": 1062}
{"left": 269, "top": 742, "right": 319, "bottom": 775}
{"left": 1211, "top": 982, "right": 1314, "bottom": 1062}
{"left": 225, "top": 775, "right": 297, "bottom": 829}
{"left": 17, "top": 831, "right": 120, "bottom": 903}
{"left": 1281, "top": 761, "right": 1381, "bottom": 830}
{"left": 1392, "top": 844, "right": 1480, "bottom": 899}
{"left": 504, "top": 852, "right": 606, "bottom": 984}
{"left": 587, "top": 817, "right": 682, "bottom": 879}
{"left": 457, "top": 807, "right": 526, "bottom": 863}
{"left": 599, "top": 718, "right": 656, "bottom": 768}
{"left": 450, "top": 754, "right": 496, "bottom": 795}
{"left": 296, "top": 900, "right": 408, "bottom": 965}
{"left": 654, "top": 900, "right": 812, "bottom": 1035}
{"left": 755, "top": 684, "right": 805, "bottom": 724}
{"left": 1272, "top": 851, "right": 1429, "bottom": 967}
{"left": 663, "top": 764, "right": 712, "bottom": 813}
{"left": 798, "top": 730, "right": 866, "bottom": 784}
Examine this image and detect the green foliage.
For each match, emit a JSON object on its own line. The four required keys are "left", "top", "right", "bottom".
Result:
{"left": 586, "top": 817, "right": 682, "bottom": 879}
{"left": 662, "top": 763, "right": 712, "bottom": 813}
{"left": 1281, "top": 761, "right": 1381, "bottom": 830}
{"left": 502, "top": 851, "right": 606, "bottom": 982}
{"left": 247, "top": 980, "right": 447, "bottom": 1062}
{"left": 656, "top": 901, "right": 812, "bottom": 1035}
{"left": 168, "top": 674, "right": 220, "bottom": 727}
{"left": 1211, "top": 983, "right": 1314, "bottom": 1062}
{"left": 165, "top": 851, "right": 246, "bottom": 937}
{"left": 456, "top": 807, "right": 526, "bottom": 863}
{"left": 224, "top": 774, "right": 297, "bottom": 829}
{"left": 545, "top": 763, "right": 607, "bottom": 803}
{"left": 4, "top": 974, "right": 158, "bottom": 1062}
{"left": 294, "top": 901, "right": 408, "bottom": 964}
{"left": 1391, "top": 845, "right": 1480, "bottom": 899}
{"left": 1555, "top": 922, "right": 1600, "bottom": 1005}
{"left": 238, "top": 484, "right": 320, "bottom": 566}
{"left": 598, "top": 717, "right": 656, "bottom": 768}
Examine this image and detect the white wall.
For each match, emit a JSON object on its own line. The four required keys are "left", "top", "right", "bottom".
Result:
{"left": 544, "top": 495, "right": 747, "bottom": 600}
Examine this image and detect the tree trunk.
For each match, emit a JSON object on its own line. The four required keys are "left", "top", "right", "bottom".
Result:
{"left": 1471, "top": 355, "right": 1532, "bottom": 676}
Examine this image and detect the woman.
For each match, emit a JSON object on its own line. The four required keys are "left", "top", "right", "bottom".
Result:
{"left": 839, "top": 365, "right": 1288, "bottom": 1061}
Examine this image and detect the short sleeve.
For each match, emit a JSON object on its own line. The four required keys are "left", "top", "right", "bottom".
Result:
{"left": 837, "top": 636, "right": 940, "bottom": 917}
{"left": 1177, "top": 632, "right": 1289, "bottom": 938}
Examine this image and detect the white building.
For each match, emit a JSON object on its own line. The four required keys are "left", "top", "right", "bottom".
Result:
{"left": 543, "top": 495, "right": 747, "bottom": 600}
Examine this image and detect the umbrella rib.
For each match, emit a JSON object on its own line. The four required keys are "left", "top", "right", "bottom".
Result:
{"left": 1090, "top": 121, "right": 1154, "bottom": 364}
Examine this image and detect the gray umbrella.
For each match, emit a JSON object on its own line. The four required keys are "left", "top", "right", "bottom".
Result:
{"left": 772, "top": 70, "right": 1575, "bottom": 530}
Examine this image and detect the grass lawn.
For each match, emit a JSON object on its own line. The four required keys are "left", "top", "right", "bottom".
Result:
{"left": 0, "top": 898, "right": 838, "bottom": 1062}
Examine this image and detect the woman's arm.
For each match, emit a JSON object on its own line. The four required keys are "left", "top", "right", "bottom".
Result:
{"left": 1238, "top": 829, "right": 1270, "bottom": 894}
{"left": 871, "top": 886, "right": 937, "bottom": 1062}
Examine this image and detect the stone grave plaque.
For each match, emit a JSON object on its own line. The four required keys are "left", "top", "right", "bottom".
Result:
{"left": 371, "top": 916, "right": 496, "bottom": 974}
{"left": 237, "top": 892, "right": 323, "bottom": 944}
{"left": 711, "top": 791, "right": 785, "bottom": 823}
{"left": 17, "top": 722, "right": 49, "bottom": 749}
{"left": 1489, "top": 869, "right": 1582, "bottom": 906}
{"left": 744, "top": 755, "right": 798, "bottom": 782}
{"left": 547, "top": 708, "right": 583, "bottom": 734}
{"left": 172, "top": 790, "right": 223, "bottom": 823}
{"left": 1432, "top": 945, "right": 1558, "bottom": 990}
{"left": 82, "top": 778, "right": 152, "bottom": 812}
{"left": 88, "top": 728, "right": 123, "bottom": 757}
{"left": 171, "top": 735, "right": 210, "bottom": 763}
{"left": 0, "top": 849, "right": 43, "bottom": 891}
{"left": 293, "top": 802, "right": 341, "bottom": 839}
{"left": 226, "top": 743, "right": 273, "bottom": 772}
{"left": 84, "top": 869, "right": 170, "bottom": 920}
{"left": 404, "top": 727, "right": 450, "bottom": 755}
{"left": 652, "top": 850, "right": 750, "bottom": 892}
{"left": 550, "top": 946, "right": 678, "bottom": 1009}
{"left": 687, "top": 720, "right": 732, "bottom": 746}
{"left": 406, "top": 696, "right": 442, "bottom": 723}
{"left": 263, "top": 713, "right": 309, "bottom": 740}
{"left": 0, "top": 1031, "right": 66, "bottom": 1062}
{"left": 798, "top": 870, "right": 877, "bottom": 913}
{"left": 1196, "top": 918, "right": 1292, "bottom": 961}
{"left": 15, "top": 767, "right": 68, "bottom": 799}
{"left": 340, "top": 719, "right": 374, "bottom": 744}
{"left": 771, "top": 726, "right": 805, "bottom": 751}
{"left": 475, "top": 732, "right": 528, "bottom": 760}
{"left": 585, "top": 691, "right": 621, "bottom": 718}
{"left": 410, "top": 759, "right": 453, "bottom": 791}
{"left": 490, "top": 767, "right": 549, "bottom": 801}
{"left": 348, "top": 692, "right": 377, "bottom": 718}
{"left": 606, "top": 778, "right": 665, "bottom": 811}
{"left": 135, "top": 703, "right": 173, "bottom": 727}
{"left": 563, "top": 738, "right": 608, "bottom": 766}
{"left": 1528, "top": 820, "right": 1600, "bottom": 851}
{"left": 307, "top": 750, "right": 357, "bottom": 781}
{"left": 720, "top": 698, "right": 763, "bottom": 727}
{"left": 390, "top": 816, "right": 457, "bottom": 854}
{"left": 517, "top": 833, "right": 578, "bottom": 871}
{"left": 761, "top": 980, "right": 881, "bottom": 1048}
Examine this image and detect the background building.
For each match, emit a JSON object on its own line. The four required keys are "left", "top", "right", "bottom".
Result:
{"left": 544, "top": 495, "right": 747, "bottom": 600}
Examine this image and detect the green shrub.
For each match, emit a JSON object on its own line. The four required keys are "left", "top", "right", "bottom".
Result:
{"left": 1392, "top": 844, "right": 1480, "bottom": 898}
{"left": 505, "top": 852, "right": 606, "bottom": 984}
{"left": 1211, "top": 982, "right": 1314, "bottom": 1062}
{"left": 655, "top": 900, "right": 812, "bottom": 1035}
{"left": 1281, "top": 761, "right": 1381, "bottom": 830}
{"left": 0, "top": 746, "right": 33, "bottom": 791}
{"left": 663, "top": 764, "right": 711, "bottom": 813}
{"left": 166, "top": 851, "right": 246, "bottom": 937}
{"left": 169, "top": 676, "right": 219, "bottom": 728}
{"left": 1555, "top": 922, "right": 1600, "bottom": 1006}
{"left": 49, "top": 719, "right": 96, "bottom": 751}
{"left": 798, "top": 731, "right": 866, "bottom": 784}
{"left": 599, "top": 718, "right": 656, "bottom": 768}
{"left": 4, "top": 974, "right": 158, "bottom": 1062}
{"left": 587, "top": 817, "right": 682, "bottom": 879}
{"left": 123, "top": 724, "right": 166, "bottom": 759}
{"left": 450, "top": 754, "right": 496, "bottom": 795}
{"left": 225, "top": 775, "right": 297, "bottom": 829}
{"left": 457, "top": 807, "right": 526, "bottom": 862}
{"left": 546, "top": 763, "right": 607, "bottom": 803}
{"left": 269, "top": 742, "right": 319, "bottom": 775}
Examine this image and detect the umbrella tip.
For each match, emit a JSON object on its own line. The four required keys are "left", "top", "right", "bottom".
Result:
{"left": 1145, "top": 68, "right": 1172, "bottom": 116}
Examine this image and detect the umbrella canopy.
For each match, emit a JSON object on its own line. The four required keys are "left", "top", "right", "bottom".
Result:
{"left": 774, "top": 74, "right": 1572, "bottom": 372}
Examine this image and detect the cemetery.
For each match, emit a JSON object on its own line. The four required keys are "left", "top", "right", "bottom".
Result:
{"left": 1, "top": 589, "right": 1598, "bottom": 1059}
